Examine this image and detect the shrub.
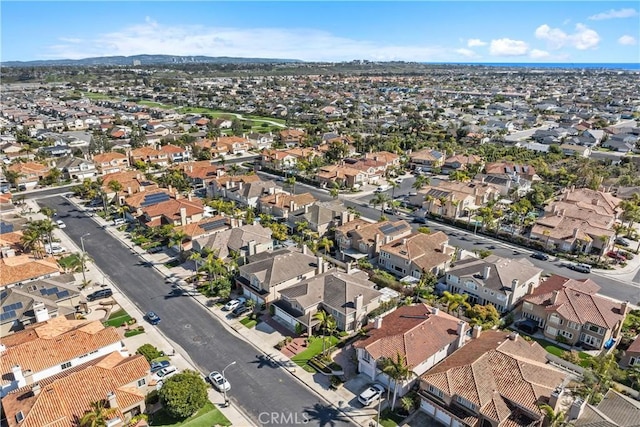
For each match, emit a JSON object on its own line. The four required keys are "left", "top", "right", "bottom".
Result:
{"left": 269, "top": 304, "right": 275, "bottom": 316}
{"left": 561, "top": 350, "right": 581, "bottom": 365}
{"left": 136, "top": 344, "right": 162, "bottom": 362}
{"left": 158, "top": 370, "right": 208, "bottom": 419}
{"left": 145, "top": 390, "right": 160, "bottom": 404}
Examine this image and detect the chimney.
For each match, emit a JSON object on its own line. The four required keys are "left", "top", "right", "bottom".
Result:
{"left": 621, "top": 301, "right": 629, "bottom": 315}
{"left": 508, "top": 331, "right": 519, "bottom": 341}
{"left": 188, "top": 193, "right": 192, "bottom": 201}
{"left": 431, "top": 306, "right": 439, "bottom": 315}
{"left": 471, "top": 324, "right": 482, "bottom": 338}
{"left": 511, "top": 279, "right": 519, "bottom": 289}
{"left": 31, "top": 383, "right": 41, "bottom": 396}
{"left": 373, "top": 316, "right": 383, "bottom": 329}
{"left": 527, "top": 282, "right": 536, "bottom": 295}
{"left": 316, "top": 256, "right": 324, "bottom": 274}
{"left": 355, "top": 224, "right": 361, "bottom": 230}
{"left": 107, "top": 391, "right": 118, "bottom": 408}
{"left": 136, "top": 173, "right": 141, "bottom": 180}
{"left": 346, "top": 261, "right": 353, "bottom": 274}
{"left": 304, "top": 204, "right": 310, "bottom": 214}
{"left": 354, "top": 294, "right": 363, "bottom": 311}
{"left": 179, "top": 207, "right": 187, "bottom": 226}
{"left": 248, "top": 240, "right": 257, "bottom": 256}
{"left": 11, "top": 365, "right": 26, "bottom": 387}
{"left": 483, "top": 266, "right": 491, "bottom": 279}
{"left": 302, "top": 245, "right": 310, "bottom": 256}
{"left": 34, "top": 302, "right": 50, "bottom": 323}
{"left": 569, "top": 397, "right": 587, "bottom": 420}
{"left": 127, "top": 186, "right": 132, "bottom": 195}
{"left": 551, "top": 290, "right": 560, "bottom": 305}
{"left": 456, "top": 321, "right": 467, "bottom": 348}
{"left": 548, "top": 386, "right": 564, "bottom": 412}
{"left": 275, "top": 193, "right": 280, "bottom": 205}
{"left": 168, "top": 185, "right": 173, "bottom": 194}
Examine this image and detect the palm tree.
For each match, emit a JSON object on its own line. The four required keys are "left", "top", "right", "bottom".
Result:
{"left": 169, "top": 229, "right": 188, "bottom": 257}
{"left": 626, "top": 364, "right": 640, "bottom": 391}
{"left": 285, "top": 176, "right": 296, "bottom": 194}
{"left": 20, "top": 227, "right": 42, "bottom": 256}
{"left": 40, "top": 206, "right": 56, "bottom": 219}
{"left": 313, "top": 310, "right": 333, "bottom": 355}
{"left": 189, "top": 251, "right": 203, "bottom": 281}
{"left": 107, "top": 180, "right": 123, "bottom": 206}
{"left": 439, "top": 291, "right": 470, "bottom": 316}
{"left": 79, "top": 400, "right": 118, "bottom": 427}
{"left": 539, "top": 404, "right": 565, "bottom": 427}
{"left": 329, "top": 187, "right": 339, "bottom": 199}
{"left": 370, "top": 192, "right": 391, "bottom": 214}
{"left": 382, "top": 352, "right": 413, "bottom": 409}
{"left": 37, "top": 219, "right": 56, "bottom": 255}
{"left": 412, "top": 175, "right": 430, "bottom": 192}
{"left": 389, "top": 180, "right": 400, "bottom": 200}
{"left": 115, "top": 204, "right": 129, "bottom": 221}
{"left": 319, "top": 237, "right": 333, "bottom": 255}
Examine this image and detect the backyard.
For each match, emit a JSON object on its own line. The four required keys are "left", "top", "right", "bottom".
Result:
{"left": 530, "top": 337, "right": 592, "bottom": 367}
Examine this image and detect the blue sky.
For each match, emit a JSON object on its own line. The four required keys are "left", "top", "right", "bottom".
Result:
{"left": 2, "top": 1, "right": 639, "bottom": 63}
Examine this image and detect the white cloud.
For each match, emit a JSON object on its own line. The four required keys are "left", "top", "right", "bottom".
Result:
{"left": 618, "top": 35, "right": 637, "bottom": 45}
{"left": 489, "top": 38, "right": 529, "bottom": 56}
{"left": 45, "top": 19, "right": 456, "bottom": 62}
{"left": 467, "top": 39, "right": 486, "bottom": 47}
{"left": 455, "top": 48, "right": 480, "bottom": 58}
{"left": 534, "top": 23, "right": 600, "bottom": 50}
{"left": 588, "top": 8, "right": 638, "bottom": 20}
{"left": 529, "top": 49, "right": 550, "bottom": 59}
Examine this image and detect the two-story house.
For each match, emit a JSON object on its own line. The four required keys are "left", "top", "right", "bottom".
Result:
{"left": 93, "top": 152, "right": 130, "bottom": 175}
{"left": 129, "top": 146, "right": 169, "bottom": 168}
{"left": 0, "top": 316, "right": 125, "bottom": 397}
{"left": 354, "top": 304, "right": 469, "bottom": 398}
{"left": 445, "top": 255, "right": 543, "bottom": 313}
{"left": 442, "top": 154, "right": 483, "bottom": 172}
{"left": 258, "top": 192, "right": 317, "bottom": 220}
{"left": 519, "top": 275, "right": 628, "bottom": 350}
{"left": 279, "top": 129, "right": 306, "bottom": 147}
{"left": 378, "top": 232, "right": 454, "bottom": 279}
{"left": 236, "top": 247, "right": 319, "bottom": 305}
{"left": 208, "top": 174, "right": 280, "bottom": 208}
{"left": 409, "top": 149, "right": 445, "bottom": 172}
{"left": 0, "top": 255, "right": 62, "bottom": 289}
{"left": 335, "top": 219, "right": 413, "bottom": 261}
{"left": 419, "top": 329, "right": 568, "bottom": 427}
{"left": 288, "top": 200, "right": 356, "bottom": 236}
{"left": 192, "top": 222, "right": 273, "bottom": 263}
{"left": 2, "top": 351, "right": 149, "bottom": 427}
{"left": 418, "top": 180, "right": 501, "bottom": 220}
{"left": 140, "top": 196, "right": 204, "bottom": 228}
{"left": 159, "top": 143, "right": 191, "bottom": 163}
{"left": 54, "top": 156, "right": 97, "bottom": 181}
{"left": 274, "top": 269, "right": 382, "bottom": 334}
{"left": 317, "top": 164, "right": 367, "bottom": 189}
{"left": 6, "top": 162, "right": 49, "bottom": 190}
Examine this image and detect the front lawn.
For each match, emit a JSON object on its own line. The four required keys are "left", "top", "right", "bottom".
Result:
{"left": 377, "top": 409, "right": 405, "bottom": 427}
{"left": 164, "top": 259, "right": 182, "bottom": 268}
{"left": 291, "top": 336, "right": 340, "bottom": 367}
{"left": 103, "top": 308, "right": 132, "bottom": 327}
{"left": 150, "top": 401, "right": 231, "bottom": 426}
{"left": 239, "top": 317, "right": 258, "bottom": 329}
{"left": 58, "top": 253, "right": 80, "bottom": 270}
{"left": 124, "top": 328, "right": 145, "bottom": 338}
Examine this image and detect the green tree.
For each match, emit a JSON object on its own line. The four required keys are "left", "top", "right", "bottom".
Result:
{"left": 412, "top": 175, "right": 430, "bottom": 191}
{"left": 136, "top": 343, "right": 163, "bottom": 362}
{"left": 319, "top": 237, "right": 333, "bottom": 254}
{"left": 329, "top": 187, "right": 339, "bottom": 199}
{"left": 79, "top": 400, "right": 118, "bottom": 427}
{"left": 370, "top": 192, "right": 391, "bottom": 214}
{"left": 107, "top": 180, "right": 123, "bottom": 206}
{"left": 313, "top": 310, "right": 335, "bottom": 356}
{"left": 169, "top": 229, "right": 188, "bottom": 257}
{"left": 158, "top": 370, "right": 208, "bottom": 419}
{"left": 439, "top": 291, "right": 471, "bottom": 317}
{"left": 40, "top": 206, "right": 56, "bottom": 219}
{"left": 267, "top": 222, "right": 288, "bottom": 241}
{"left": 382, "top": 352, "right": 413, "bottom": 409}
{"left": 466, "top": 304, "right": 500, "bottom": 327}
{"left": 539, "top": 404, "right": 566, "bottom": 427}
{"left": 285, "top": 176, "right": 296, "bottom": 194}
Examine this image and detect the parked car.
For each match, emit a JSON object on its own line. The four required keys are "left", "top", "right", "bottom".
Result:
{"left": 615, "top": 237, "right": 630, "bottom": 247}
{"left": 231, "top": 305, "right": 252, "bottom": 318}
{"left": 153, "top": 366, "right": 178, "bottom": 382}
{"left": 530, "top": 252, "right": 549, "bottom": 261}
{"left": 113, "top": 218, "right": 126, "bottom": 226}
{"left": 45, "top": 243, "right": 66, "bottom": 255}
{"left": 86, "top": 288, "right": 113, "bottom": 301}
{"left": 145, "top": 311, "right": 161, "bottom": 325}
{"left": 55, "top": 220, "right": 66, "bottom": 229}
{"left": 150, "top": 360, "right": 170, "bottom": 374}
{"left": 208, "top": 371, "right": 231, "bottom": 392}
{"left": 223, "top": 297, "right": 246, "bottom": 312}
{"left": 607, "top": 251, "right": 626, "bottom": 261}
{"left": 375, "top": 184, "right": 390, "bottom": 193}
{"left": 568, "top": 263, "right": 591, "bottom": 273}
{"left": 358, "top": 383, "right": 385, "bottom": 406}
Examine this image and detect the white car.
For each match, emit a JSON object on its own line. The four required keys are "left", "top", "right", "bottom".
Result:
{"left": 153, "top": 366, "right": 178, "bottom": 382}
{"left": 208, "top": 371, "right": 231, "bottom": 392}
{"left": 55, "top": 220, "right": 66, "bottom": 229}
{"left": 223, "top": 297, "right": 246, "bottom": 312}
{"left": 358, "top": 383, "right": 385, "bottom": 406}
{"left": 45, "top": 244, "right": 66, "bottom": 255}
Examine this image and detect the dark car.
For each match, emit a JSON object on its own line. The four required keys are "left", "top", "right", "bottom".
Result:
{"left": 615, "top": 237, "right": 630, "bottom": 247}
{"left": 150, "top": 360, "right": 170, "bottom": 373}
{"left": 86, "top": 288, "right": 113, "bottom": 302}
{"left": 145, "top": 311, "right": 161, "bottom": 325}
{"left": 531, "top": 252, "right": 549, "bottom": 261}
{"left": 231, "top": 305, "right": 252, "bottom": 318}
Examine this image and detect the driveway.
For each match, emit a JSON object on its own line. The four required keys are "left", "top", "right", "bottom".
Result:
{"left": 400, "top": 410, "right": 442, "bottom": 427}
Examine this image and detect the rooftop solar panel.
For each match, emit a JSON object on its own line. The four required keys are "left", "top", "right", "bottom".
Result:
{"left": 0, "top": 311, "right": 17, "bottom": 321}
{"left": 56, "top": 290, "right": 71, "bottom": 299}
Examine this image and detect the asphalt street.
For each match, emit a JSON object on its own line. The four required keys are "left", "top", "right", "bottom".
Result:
{"left": 39, "top": 196, "right": 357, "bottom": 427}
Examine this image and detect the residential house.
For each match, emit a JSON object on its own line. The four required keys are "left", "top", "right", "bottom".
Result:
{"left": 93, "top": 152, "right": 130, "bottom": 174}
{"left": 573, "top": 389, "right": 640, "bottom": 427}
{"left": 409, "top": 149, "right": 444, "bottom": 171}
{"left": 519, "top": 275, "right": 628, "bottom": 350}
{"left": 530, "top": 187, "right": 622, "bottom": 255}
{"left": 139, "top": 196, "right": 204, "bottom": 228}
{"left": 104, "top": 171, "right": 163, "bottom": 206}
{"left": 335, "top": 219, "right": 413, "bottom": 261}
{"left": 0, "top": 316, "right": 126, "bottom": 397}
{"left": 620, "top": 336, "right": 640, "bottom": 368}
{"left": 364, "top": 151, "right": 400, "bottom": 169}
{"left": 442, "top": 154, "right": 483, "bottom": 172}
{"left": 0, "top": 274, "right": 80, "bottom": 335}
{"left": 480, "top": 162, "right": 540, "bottom": 196}
{"left": 419, "top": 329, "right": 568, "bottom": 427}
{"left": 560, "top": 143, "right": 591, "bottom": 157}
{"left": 216, "top": 136, "right": 250, "bottom": 155}
{"left": 6, "top": 162, "right": 49, "bottom": 190}
{"left": 0, "top": 255, "right": 61, "bottom": 289}
{"left": 247, "top": 132, "right": 274, "bottom": 150}
{"left": 317, "top": 164, "right": 367, "bottom": 189}
{"left": 418, "top": 180, "right": 500, "bottom": 220}
{"left": 274, "top": 269, "right": 382, "bottom": 334}
{"left": 2, "top": 352, "right": 149, "bottom": 427}
{"left": 129, "top": 146, "right": 169, "bottom": 167}
{"left": 159, "top": 143, "right": 191, "bottom": 163}
{"left": 258, "top": 192, "right": 317, "bottom": 220}
{"left": 288, "top": 200, "right": 356, "bottom": 236}
{"left": 208, "top": 174, "right": 280, "bottom": 207}
{"left": 173, "top": 160, "right": 224, "bottom": 189}
{"left": 172, "top": 216, "right": 232, "bottom": 251}
{"left": 261, "top": 149, "right": 299, "bottom": 171}
{"left": 354, "top": 304, "right": 469, "bottom": 397}
{"left": 378, "top": 232, "right": 454, "bottom": 279}
{"left": 192, "top": 222, "right": 273, "bottom": 263}
{"left": 39, "top": 144, "right": 72, "bottom": 158}
{"left": 279, "top": 129, "right": 305, "bottom": 147}
{"left": 236, "top": 247, "right": 319, "bottom": 305}
{"left": 446, "top": 255, "right": 543, "bottom": 313}
{"left": 54, "top": 156, "right": 97, "bottom": 181}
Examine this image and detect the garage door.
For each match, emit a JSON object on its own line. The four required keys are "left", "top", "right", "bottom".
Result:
{"left": 420, "top": 399, "right": 436, "bottom": 415}
{"left": 435, "top": 409, "right": 452, "bottom": 425}
{"left": 452, "top": 419, "right": 465, "bottom": 427}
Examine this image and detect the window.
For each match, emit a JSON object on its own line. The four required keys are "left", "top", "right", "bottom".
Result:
{"left": 568, "top": 322, "right": 580, "bottom": 330}
{"left": 455, "top": 395, "right": 477, "bottom": 411}
{"left": 630, "top": 357, "right": 638, "bottom": 366}
{"left": 137, "top": 378, "right": 146, "bottom": 387}
{"left": 587, "top": 324, "right": 603, "bottom": 334}
{"left": 61, "top": 361, "right": 72, "bottom": 370}
{"left": 428, "top": 384, "right": 444, "bottom": 398}
{"left": 580, "top": 333, "right": 601, "bottom": 347}
{"left": 558, "top": 330, "right": 573, "bottom": 339}
{"left": 362, "top": 351, "right": 371, "bottom": 363}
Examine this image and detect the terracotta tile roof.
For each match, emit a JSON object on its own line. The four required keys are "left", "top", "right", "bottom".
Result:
{"left": 318, "top": 164, "right": 363, "bottom": 179}
{"left": 0, "top": 256, "right": 61, "bottom": 287}
{"left": 159, "top": 144, "right": 185, "bottom": 154}
{"left": 211, "top": 174, "right": 261, "bottom": 187}
{"left": 130, "top": 146, "right": 162, "bottom": 158}
{"left": 2, "top": 352, "right": 148, "bottom": 427}
{"left": 259, "top": 192, "right": 317, "bottom": 209}
{"left": 523, "top": 275, "right": 626, "bottom": 329}
{"left": 364, "top": 151, "right": 399, "bottom": 164}
{"left": 7, "top": 162, "right": 49, "bottom": 174}
{"left": 124, "top": 189, "right": 174, "bottom": 209}
{"left": 142, "top": 198, "right": 204, "bottom": 221}
{"left": 380, "top": 232, "right": 451, "bottom": 270}
{"left": 532, "top": 215, "right": 613, "bottom": 242}
{"left": 421, "top": 330, "right": 567, "bottom": 422}
{"left": 93, "top": 152, "right": 127, "bottom": 163}
{"left": 354, "top": 304, "right": 463, "bottom": 367}
{"left": 174, "top": 215, "right": 230, "bottom": 238}
{"left": 1, "top": 318, "right": 122, "bottom": 383}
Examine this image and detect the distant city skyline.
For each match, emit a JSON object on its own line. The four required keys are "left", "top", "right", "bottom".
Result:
{"left": 2, "top": 1, "right": 639, "bottom": 63}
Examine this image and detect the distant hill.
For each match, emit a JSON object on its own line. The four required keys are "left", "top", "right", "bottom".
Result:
{"left": 1, "top": 54, "right": 304, "bottom": 67}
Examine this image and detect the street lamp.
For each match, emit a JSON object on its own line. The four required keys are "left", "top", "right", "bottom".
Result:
{"left": 80, "top": 233, "right": 90, "bottom": 285}
{"left": 222, "top": 361, "right": 236, "bottom": 407}
{"left": 376, "top": 393, "right": 382, "bottom": 427}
